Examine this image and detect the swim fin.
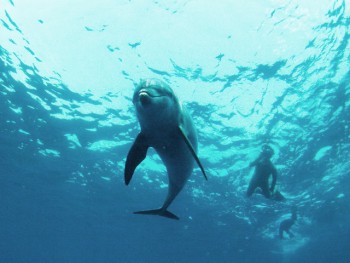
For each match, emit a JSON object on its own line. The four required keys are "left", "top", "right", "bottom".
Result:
{"left": 134, "top": 209, "right": 179, "bottom": 220}
{"left": 272, "top": 190, "right": 286, "bottom": 201}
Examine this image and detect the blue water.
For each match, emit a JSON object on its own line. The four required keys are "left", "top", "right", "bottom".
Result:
{"left": 1, "top": 0, "right": 349, "bottom": 262}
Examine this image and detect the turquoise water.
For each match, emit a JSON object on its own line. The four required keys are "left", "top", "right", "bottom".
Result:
{"left": 1, "top": 0, "right": 349, "bottom": 262}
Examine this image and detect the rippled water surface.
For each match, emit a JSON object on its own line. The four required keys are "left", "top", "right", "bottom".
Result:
{"left": 1, "top": 0, "right": 349, "bottom": 262}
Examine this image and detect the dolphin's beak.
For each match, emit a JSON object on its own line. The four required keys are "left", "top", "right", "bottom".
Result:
{"left": 139, "top": 90, "right": 151, "bottom": 106}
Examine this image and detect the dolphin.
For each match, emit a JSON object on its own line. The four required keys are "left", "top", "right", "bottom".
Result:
{"left": 124, "top": 79, "right": 207, "bottom": 220}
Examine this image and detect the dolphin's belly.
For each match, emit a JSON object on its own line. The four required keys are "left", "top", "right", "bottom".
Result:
{"left": 154, "top": 138, "right": 195, "bottom": 182}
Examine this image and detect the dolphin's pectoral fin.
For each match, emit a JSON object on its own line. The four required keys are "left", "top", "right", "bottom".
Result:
{"left": 134, "top": 209, "right": 179, "bottom": 220}
{"left": 124, "top": 133, "right": 149, "bottom": 185}
{"left": 178, "top": 126, "right": 208, "bottom": 181}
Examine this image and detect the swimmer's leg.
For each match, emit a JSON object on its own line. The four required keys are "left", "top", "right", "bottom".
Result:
{"left": 246, "top": 181, "right": 257, "bottom": 197}
{"left": 261, "top": 184, "right": 271, "bottom": 199}
{"left": 279, "top": 227, "right": 284, "bottom": 239}
{"left": 287, "top": 230, "right": 294, "bottom": 238}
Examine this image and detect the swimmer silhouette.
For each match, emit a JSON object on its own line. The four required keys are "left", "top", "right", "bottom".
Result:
{"left": 279, "top": 206, "right": 297, "bottom": 239}
{"left": 247, "top": 144, "right": 285, "bottom": 201}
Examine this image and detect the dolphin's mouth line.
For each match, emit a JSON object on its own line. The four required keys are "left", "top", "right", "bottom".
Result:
{"left": 139, "top": 92, "right": 166, "bottom": 98}
{"left": 147, "top": 95, "right": 165, "bottom": 98}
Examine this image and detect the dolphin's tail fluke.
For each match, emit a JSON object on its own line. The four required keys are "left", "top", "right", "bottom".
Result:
{"left": 134, "top": 209, "right": 179, "bottom": 220}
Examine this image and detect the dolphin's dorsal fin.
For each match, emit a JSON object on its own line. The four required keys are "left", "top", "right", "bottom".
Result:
{"left": 178, "top": 126, "right": 208, "bottom": 181}
{"left": 124, "top": 133, "right": 149, "bottom": 185}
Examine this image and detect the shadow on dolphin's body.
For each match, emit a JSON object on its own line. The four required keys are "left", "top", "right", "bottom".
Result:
{"left": 124, "top": 79, "right": 207, "bottom": 220}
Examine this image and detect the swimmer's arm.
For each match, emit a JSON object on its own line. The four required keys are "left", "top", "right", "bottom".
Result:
{"left": 249, "top": 157, "right": 260, "bottom": 167}
{"left": 270, "top": 166, "right": 277, "bottom": 191}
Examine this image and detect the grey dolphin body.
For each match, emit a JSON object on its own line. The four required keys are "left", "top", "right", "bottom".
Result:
{"left": 124, "top": 79, "right": 207, "bottom": 220}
